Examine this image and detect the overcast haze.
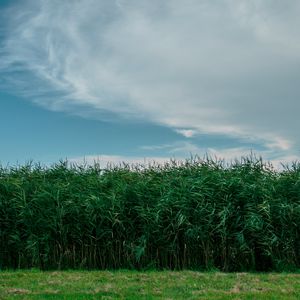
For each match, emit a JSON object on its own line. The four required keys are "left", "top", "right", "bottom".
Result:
{"left": 0, "top": 0, "right": 299, "bottom": 166}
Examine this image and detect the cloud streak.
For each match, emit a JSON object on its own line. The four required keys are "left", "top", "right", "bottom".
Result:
{"left": 1, "top": 0, "right": 300, "bottom": 160}
{"left": 68, "top": 150, "right": 299, "bottom": 170}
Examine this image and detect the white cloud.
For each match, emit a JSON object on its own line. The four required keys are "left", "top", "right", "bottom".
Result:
{"left": 140, "top": 141, "right": 207, "bottom": 154}
{"left": 206, "top": 147, "right": 299, "bottom": 169}
{"left": 175, "top": 129, "right": 197, "bottom": 138}
{"left": 1, "top": 0, "right": 300, "bottom": 159}
{"left": 68, "top": 149, "right": 298, "bottom": 170}
{"left": 139, "top": 138, "right": 299, "bottom": 168}
{"left": 265, "top": 137, "right": 293, "bottom": 151}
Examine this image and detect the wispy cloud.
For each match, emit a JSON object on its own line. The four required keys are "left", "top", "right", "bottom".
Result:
{"left": 140, "top": 141, "right": 201, "bottom": 154}
{"left": 175, "top": 129, "right": 197, "bottom": 138}
{"left": 140, "top": 139, "right": 299, "bottom": 168}
{"left": 1, "top": 0, "right": 300, "bottom": 159}
{"left": 68, "top": 150, "right": 298, "bottom": 170}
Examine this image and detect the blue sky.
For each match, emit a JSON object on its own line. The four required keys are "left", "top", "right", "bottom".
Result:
{"left": 0, "top": 0, "right": 299, "bottom": 166}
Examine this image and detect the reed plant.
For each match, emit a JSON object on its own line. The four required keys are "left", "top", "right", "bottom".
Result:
{"left": 0, "top": 156, "right": 299, "bottom": 271}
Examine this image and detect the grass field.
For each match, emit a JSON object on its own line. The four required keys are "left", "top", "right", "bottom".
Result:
{"left": 0, "top": 270, "right": 299, "bottom": 299}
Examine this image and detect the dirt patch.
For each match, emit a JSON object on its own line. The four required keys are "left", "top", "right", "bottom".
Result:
{"left": 47, "top": 280, "right": 63, "bottom": 285}
{"left": 44, "top": 289, "right": 60, "bottom": 294}
{"left": 6, "top": 288, "right": 31, "bottom": 295}
{"left": 230, "top": 284, "right": 241, "bottom": 294}
{"left": 94, "top": 283, "right": 115, "bottom": 293}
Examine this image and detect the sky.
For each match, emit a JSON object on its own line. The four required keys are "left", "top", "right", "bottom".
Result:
{"left": 0, "top": 0, "right": 299, "bottom": 166}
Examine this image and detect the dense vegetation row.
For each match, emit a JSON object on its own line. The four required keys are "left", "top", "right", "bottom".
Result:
{"left": 0, "top": 156, "right": 299, "bottom": 271}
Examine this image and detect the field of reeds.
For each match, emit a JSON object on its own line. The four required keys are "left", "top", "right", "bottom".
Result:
{"left": 0, "top": 156, "right": 299, "bottom": 271}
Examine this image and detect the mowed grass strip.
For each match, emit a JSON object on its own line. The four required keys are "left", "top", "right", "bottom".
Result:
{"left": 0, "top": 270, "right": 299, "bottom": 299}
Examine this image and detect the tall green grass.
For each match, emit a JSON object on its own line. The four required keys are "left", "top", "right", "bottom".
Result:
{"left": 0, "top": 156, "right": 299, "bottom": 271}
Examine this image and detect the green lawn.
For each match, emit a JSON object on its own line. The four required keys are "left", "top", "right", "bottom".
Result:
{"left": 0, "top": 270, "right": 299, "bottom": 299}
